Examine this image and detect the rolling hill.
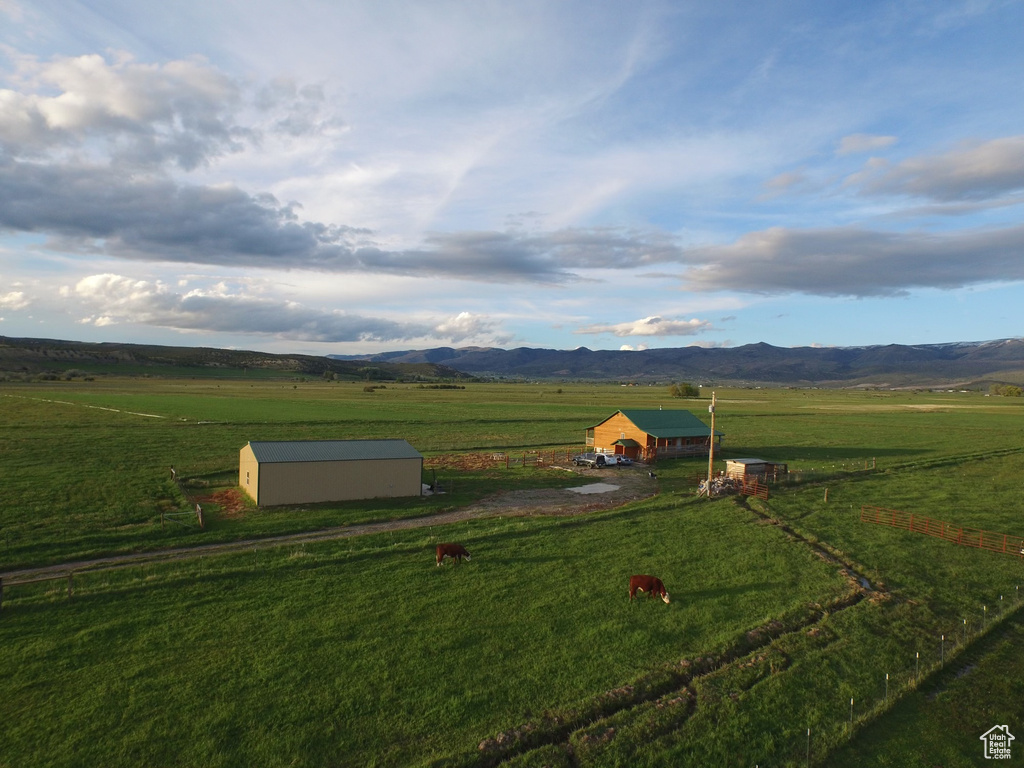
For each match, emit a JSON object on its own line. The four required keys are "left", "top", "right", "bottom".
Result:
{"left": 0, "top": 336, "right": 467, "bottom": 381}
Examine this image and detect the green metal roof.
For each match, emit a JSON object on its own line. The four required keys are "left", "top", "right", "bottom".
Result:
{"left": 590, "top": 409, "right": 723, "bottom": 438}
{"left": 247, "top": 439, "right": 422, "bottom": 464}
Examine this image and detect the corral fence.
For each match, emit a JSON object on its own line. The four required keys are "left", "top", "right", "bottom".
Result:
{"left": 424, "top": 448, "right": 586, "bottom": 471}
{"left": 861, "top": 505, "right": 1024, "bottom": 559}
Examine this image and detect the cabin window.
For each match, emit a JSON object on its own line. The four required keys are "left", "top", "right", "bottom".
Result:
{"left": 246, "top": 471, "right": 250, "bottom": 485}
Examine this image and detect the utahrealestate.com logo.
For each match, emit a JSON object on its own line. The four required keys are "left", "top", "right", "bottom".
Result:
{"left": 980, "top": 725, "right": 1015, "bottom": 760}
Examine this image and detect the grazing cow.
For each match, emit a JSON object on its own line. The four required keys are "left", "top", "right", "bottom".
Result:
{"left": 629, "top": 574, "right": 670, "bottom": 604}
{"left": 436, "top": 543, "right": 471, "bottom": 566}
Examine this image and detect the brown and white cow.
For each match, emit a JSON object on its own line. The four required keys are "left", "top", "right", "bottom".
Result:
{"left": 436, "top": 543, "right": 471, "bottom": 566}
{"left": 629, "top": 574, "right": 670, "bottom": 604}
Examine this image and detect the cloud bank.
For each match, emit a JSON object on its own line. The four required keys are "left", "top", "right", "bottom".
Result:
{"left": 64, "top": 274, "right": 509, "bottom": 344}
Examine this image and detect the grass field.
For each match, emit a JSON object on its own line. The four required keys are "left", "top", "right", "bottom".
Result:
{"left": 2, "top": 378, "right": 1024, "bottom": 766}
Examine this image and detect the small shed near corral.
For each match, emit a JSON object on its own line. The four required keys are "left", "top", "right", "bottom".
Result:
{"left": 725, "top": 458, "right": 788, "bottom": 482}
{"left": 586, "top": 409, "right": 723, "bottom": 463}
{"left": 239, "top": 439, "right": 423, "bottom": 506}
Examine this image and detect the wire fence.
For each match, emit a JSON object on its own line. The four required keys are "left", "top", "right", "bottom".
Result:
{"left": 168, "top": 465, "right": 204, "bottom": 530}
{"left": 786, "top": 588, "right": 1024, "bottom": 766}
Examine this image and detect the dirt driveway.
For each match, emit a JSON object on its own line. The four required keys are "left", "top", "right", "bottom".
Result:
{"left": 455, "top": 465, "right": 657, "bottom": 518}
{"left": 2, "top": 466, "right": 658, "bottom": 583}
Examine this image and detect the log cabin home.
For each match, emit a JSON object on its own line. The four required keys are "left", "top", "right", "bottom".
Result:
{"left": 585, "top": 409, "right": 722, "bottom": 463}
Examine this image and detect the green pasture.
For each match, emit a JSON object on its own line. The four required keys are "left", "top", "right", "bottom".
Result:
{"left": 0, "top": 497, "right": 849, "bottom": 768}
{"left": 2, "top": 379, "right": 1024, "bottom": 765}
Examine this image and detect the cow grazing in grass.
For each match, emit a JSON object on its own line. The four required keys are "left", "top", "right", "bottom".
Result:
{"left": 436, "top": 543, "right": 471, "bottom": 566}
{"left": 629, "top": 574, "right": 670, "bottom": 604}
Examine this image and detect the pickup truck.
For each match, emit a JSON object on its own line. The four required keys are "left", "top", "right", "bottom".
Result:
{"left": 572, "top": 453, "right": 609, "bottom": 468}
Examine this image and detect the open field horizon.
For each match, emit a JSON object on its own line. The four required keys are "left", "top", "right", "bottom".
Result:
{"left": 2, "top": 378, "right": 1023, "bottom": 766}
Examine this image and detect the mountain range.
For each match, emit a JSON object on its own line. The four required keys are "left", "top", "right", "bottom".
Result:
{"left": 330, "top": 338, "right": 1024, "bottom": 387}
{"left": 4, "top": 334, "right": 1024, "bottom": 387}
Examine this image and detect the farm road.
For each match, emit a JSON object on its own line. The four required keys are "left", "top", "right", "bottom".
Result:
{"left": 1, "top": 467, "right": 656, "bottom": 584}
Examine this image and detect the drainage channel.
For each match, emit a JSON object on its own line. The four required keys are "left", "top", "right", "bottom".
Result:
{"left": 454, "top": 497, "right": 881, "bottom": 767}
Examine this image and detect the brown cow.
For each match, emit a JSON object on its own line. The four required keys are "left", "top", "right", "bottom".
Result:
{"left": 629, "top": 574, "right": 670, "bottom": 604}
{"left": 436, "top": 543, "right": 471, "bottom": 566}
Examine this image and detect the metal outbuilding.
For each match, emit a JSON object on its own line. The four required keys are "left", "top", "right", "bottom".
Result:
{"left": 239, "top": 439, "right": 423, "bottom": 506}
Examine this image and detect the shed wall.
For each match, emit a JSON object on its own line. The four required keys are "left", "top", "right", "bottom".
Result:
{"left": 255, "top": 457, "right": 422, "bottom": 506}
{"left": 239, "top": 444, "right": 261, "bottom": 503}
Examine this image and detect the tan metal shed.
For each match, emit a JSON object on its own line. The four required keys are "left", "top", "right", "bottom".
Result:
{"left": 239, "top": 439, "right": 423, "bottom": 506}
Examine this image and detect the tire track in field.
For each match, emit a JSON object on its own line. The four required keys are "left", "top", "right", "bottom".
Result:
{"left": 1, "top": 393, "right": 167, "bottom": 419}
{"left": 462, "top": 496, "right": 882, "bottom": 768}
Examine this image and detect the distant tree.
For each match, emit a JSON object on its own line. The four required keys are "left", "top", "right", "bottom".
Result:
{"left": 669, "top": 382, "right": 701, "bottom": 398}
{"left": 991, "top": 384, "right": 1023, "bottom": 397}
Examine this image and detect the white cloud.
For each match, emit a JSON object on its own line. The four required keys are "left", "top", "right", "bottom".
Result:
{"left": 0, "top": 52, "right": 247, "bottom": 169}
{"left": 433, "top": 311, "right": 512, "bottom": 344}
{"left": 576, "top": 316, "right": 713, "bottom": 337}
{"left": 63, "top": 273, "right": 511, "bottom": 345}
{"left": 0, "top": 291, "right": 30, "bottom": 310}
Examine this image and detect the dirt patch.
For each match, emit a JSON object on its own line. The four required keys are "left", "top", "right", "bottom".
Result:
{"left": 457, "top": 466, "right": 656, "bottom": 518}
{"left": 197, "top": 488, "right": 248, "bottom": 518}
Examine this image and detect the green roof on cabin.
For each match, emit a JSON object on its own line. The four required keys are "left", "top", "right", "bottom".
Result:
{"left": 590, "top": 409, "right": 723, "bottom": 438}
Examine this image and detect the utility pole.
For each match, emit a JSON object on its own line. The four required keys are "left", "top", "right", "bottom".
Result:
{"left": 705, "top": 390, "right": 717, "bottom": 494}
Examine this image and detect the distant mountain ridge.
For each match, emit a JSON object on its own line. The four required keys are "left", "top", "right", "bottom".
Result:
{"left": 330, "top": 338, "right": 1024, "bottom": 387}
{"left": 3, "top": 334, "right": 1023, "bottom": 386}
{"left": 0, "top": 336, "right": 467, "bottom": 381}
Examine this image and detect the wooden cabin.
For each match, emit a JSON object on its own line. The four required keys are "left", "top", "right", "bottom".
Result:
{"left": 585, "top": 409, "right": 722, "bottom": 463}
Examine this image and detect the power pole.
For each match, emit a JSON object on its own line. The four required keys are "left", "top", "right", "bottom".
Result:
{"left": 705, "top": 390, "right": 717, "bottom": 494}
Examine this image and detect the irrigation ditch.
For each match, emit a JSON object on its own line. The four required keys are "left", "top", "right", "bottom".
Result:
{"left": 438, "top": 495, "right": 876, "bottom": 767}
{"left": 450, "top": 494, "right": 1024, "bottom": 767}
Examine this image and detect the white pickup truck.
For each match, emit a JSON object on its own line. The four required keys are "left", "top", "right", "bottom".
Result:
{"left": 572, "top": 453, "right": 610, "bottom": 468}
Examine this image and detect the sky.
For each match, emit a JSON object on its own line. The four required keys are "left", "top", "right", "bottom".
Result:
{"left": 1, "top": 0, "right": 1023, "bottom": 356}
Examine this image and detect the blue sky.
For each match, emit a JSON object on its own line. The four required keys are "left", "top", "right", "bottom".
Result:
{"left": 1, "top": 0, "right": 1023, "bottom": 355}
